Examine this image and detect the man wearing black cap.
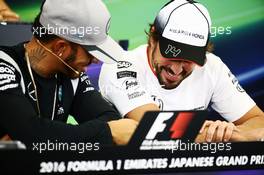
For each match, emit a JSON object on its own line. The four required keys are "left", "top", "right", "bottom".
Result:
{"left": 0, "top": 0, "right": 138, "bottom": 148}
{"left": 99, "top": 0, "right": 264, "bottom": 142}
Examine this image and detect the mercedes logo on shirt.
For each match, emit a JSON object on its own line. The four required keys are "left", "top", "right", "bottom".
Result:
{"left": 27, "top": 82, "right": 37, "bottom": 101}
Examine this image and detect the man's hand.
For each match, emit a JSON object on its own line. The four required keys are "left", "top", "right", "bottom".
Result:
{"left": 196, "top": 120, "right": 238, "bottom": 142}
{"left": 108, "top": 119, "right": 138, "bottom": 145}
{"left": 0, "top": 0, "right": 20, "bottom": 21}
{"left": 0, "top": 134, "right": 11, "bottom": 141}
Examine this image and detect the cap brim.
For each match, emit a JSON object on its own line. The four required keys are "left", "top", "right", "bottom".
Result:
{"left": 83, "top": 36, "right": 124, "bottom": 64}
{"left": 159, "top": 37, "right": 206, "bottom": 66}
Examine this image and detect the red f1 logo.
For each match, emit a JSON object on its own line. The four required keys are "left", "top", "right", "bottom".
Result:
{"left": 170, "top": 112, "right": 194, "bottom": 138}
{"left": 145, "top": 112, "right": 194, "bottom": 139}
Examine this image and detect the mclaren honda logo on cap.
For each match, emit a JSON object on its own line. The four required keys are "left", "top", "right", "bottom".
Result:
{"left": 165, "top": 44, "right": 181, "bottom": 57}
{"left": 169, "top": 28, "right": 205, "bottom": 40}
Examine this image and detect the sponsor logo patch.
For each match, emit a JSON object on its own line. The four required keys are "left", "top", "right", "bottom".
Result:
{"left": 228, "top": 71, "right": 245, "bottom": 93}
{"left": 127, "top": 91, "right": 146, "bottom": 100}
{"left": 192, "top": 106, "right": 205, "bottom": 110}
{"left": 151, "top": 95, "right": 164, "bottom": 110}
{"left": 117, "top": 61, "right": 132, "bottom": 69}
{"left": 57, "top": 107, "right": 65, "bottom": 115}
{"left": 80, "top": 73, "right": 92, "bottom": 86}
{"left": 123, "top": 78, "right": 139, "bottom": 90}
{"left": 117, "top": 71, "right": 137, "bottom": 79}
{"left": 0, "top": 63, "right": 18, "bottom": 91}
{"left": 169, "top": 28, "right": 205, "bottom": 40}
{"left": 165, "top": 44, "right": 181, "bottom": 57}
{"left": 83, "top": 87, "right": 95, "bottom": 93}
{"left": 0, "top": 83, "right": 18, "bottom": 91}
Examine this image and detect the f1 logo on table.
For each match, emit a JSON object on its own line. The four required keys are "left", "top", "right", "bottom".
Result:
{"left": 145, "top": 112, "right": 194, "bottom": 140}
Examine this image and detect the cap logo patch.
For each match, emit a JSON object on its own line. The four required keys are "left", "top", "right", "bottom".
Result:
{"left": 169, "top": 28, "right": 205, "bottom": 40}
{"left": 165, "top": 44, "right": 181, "bottom": 57}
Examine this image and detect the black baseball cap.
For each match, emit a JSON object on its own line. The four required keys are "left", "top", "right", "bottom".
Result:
{"left": 154, "top": 0, "right": 211, "bottom": 66}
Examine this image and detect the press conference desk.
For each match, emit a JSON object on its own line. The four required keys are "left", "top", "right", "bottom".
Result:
{"left": 1, "top": 142, "right": 264, "bottom": 174}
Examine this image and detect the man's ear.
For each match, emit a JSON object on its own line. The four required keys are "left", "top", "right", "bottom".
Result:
{"left": 150, "top": 25, "right": 155, "bottom": 33}
{"left": 52, "top": 39, "right": 71, "bottom": 58}
{"left": 148, "top": 26, "right": 156, "bottom": 49}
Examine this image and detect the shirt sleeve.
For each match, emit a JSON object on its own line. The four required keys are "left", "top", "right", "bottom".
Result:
{"left": 0, "top": 59, "right": 113, "bottom": 148}
{"left": 0, "top": 59, "right": 21, "bottom": 94}
{"left": 99, "top": 60, "right": 155, "bottom": 117}
{"left": 210, "top": 57, "right": 256, "bottom": 122}
{"left": 70, "top": 73, "right": 121, "bottom": 124}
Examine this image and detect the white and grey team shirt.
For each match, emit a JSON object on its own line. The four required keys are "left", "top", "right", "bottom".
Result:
{"left": 99, "top": 44, "right": 255, "bottom": 122}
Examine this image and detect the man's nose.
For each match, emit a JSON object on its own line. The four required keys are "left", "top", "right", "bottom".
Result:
{"left": 170, "top": 62, "right": 183, "bottom": 75}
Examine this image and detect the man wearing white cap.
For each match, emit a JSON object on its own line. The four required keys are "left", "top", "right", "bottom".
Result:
{"left": 0, "top": 0, "right": 138, "bottom": 148}
{"left": 99, "top": 0, "right": 264, "bottom": 142}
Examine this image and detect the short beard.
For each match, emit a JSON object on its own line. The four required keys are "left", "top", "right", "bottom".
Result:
{"left": 65, "top": 44, "right": 77, "bottom": 63}
{"left": 157, "top": 64, "right": 192, "bottom": 89}
{"left": 64, "top": 45, "right": 78, "bottom": 77}
{"left": 152, "top": 53, "right": 191, "bottom": 90}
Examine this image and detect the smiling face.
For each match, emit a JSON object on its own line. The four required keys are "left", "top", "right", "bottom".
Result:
{"left": 148, "top": 39, "right": 196, "bottom": 90}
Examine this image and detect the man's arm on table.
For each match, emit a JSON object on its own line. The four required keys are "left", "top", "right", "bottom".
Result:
{"left": 70, "top": 74, "right": 139, "bottom": 145}
{"left": 232, "top": 105, "right": 264, "bottom": 141}
{"left": 196, "top": 105, "right": 264, "bottom": 142}
{"left": 126, "top": 103, "right": 160, "bottom": 122}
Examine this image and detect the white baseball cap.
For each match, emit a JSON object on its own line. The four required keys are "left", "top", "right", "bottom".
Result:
{"left": 39, "top": 0, "right": 124, "bottom": 64}
{"left": 154, "top": 0, "right": 211, "bottom": 66}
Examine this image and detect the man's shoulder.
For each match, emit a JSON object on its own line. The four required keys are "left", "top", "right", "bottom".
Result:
{"left": 205, "top": 52, "right": 223, "bottom": 65}
{"left": 0, "top": 44, "right": 26, "bottom": 73}
{"left": 203, "top": 52, "right": 225, "bottom": 72}
{"left": 191, "top": 52, "right": 227, "bottom": 82}
{"left": 99, "top": 45, "right": 148, "bottom": 89}
{"left": 101, "top": 44, "right": 147, "bottom": 73}
{"left": 126, "top": 44, "right": 148, "bottom": 63}
{"left": 0, "top": 49, "right": 19, "bottom": 70}
{"left": 0, "top": 44, "right": 26, "bottom": 93}
{"left": 0, "top": 51, "right": 21, "bottom": 92}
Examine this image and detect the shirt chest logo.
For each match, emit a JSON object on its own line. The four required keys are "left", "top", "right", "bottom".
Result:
{"left": 27, "top": 82, "right": 37, "bottom": 101}
{"left": 151, "top": 95, "right": 164, "bottom": 110}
